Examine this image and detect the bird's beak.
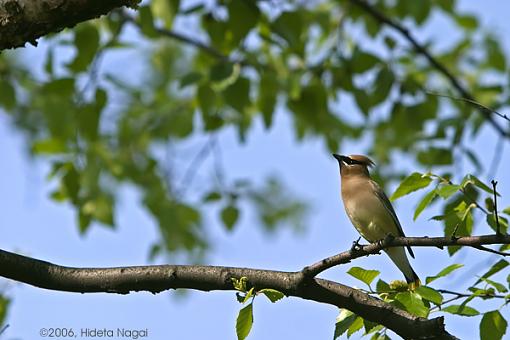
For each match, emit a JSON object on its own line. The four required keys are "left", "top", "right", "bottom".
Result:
{"left": 332, "top": 154, "right": 348, "bottom": 165}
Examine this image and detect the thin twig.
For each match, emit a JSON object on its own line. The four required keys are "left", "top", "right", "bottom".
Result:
{"left": 437, "top": 289, "right": 508, "bottom": 300}
{"left": 491, "top": 180, "right": 501, "bottom": 234}
{"left": 426, "top": 92, "right": 510, "bottom": 124}
{"left": 348, "top": 0, "right": 510, "bottom": 138}
{"left": 471, "top": 245, "right": 509, "bottom": 256}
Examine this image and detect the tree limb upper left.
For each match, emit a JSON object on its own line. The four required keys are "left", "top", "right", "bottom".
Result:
{"left": 0, "top": 0, "right": 139, "bottom": 50}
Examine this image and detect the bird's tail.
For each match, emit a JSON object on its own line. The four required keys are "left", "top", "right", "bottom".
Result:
{"left": 385, "top": 247, "right": 420, "bottom": 290}
{"left": 405, "top": 268, "right": 421, "bottom": 290}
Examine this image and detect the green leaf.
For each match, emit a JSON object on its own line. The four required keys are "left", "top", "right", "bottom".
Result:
{"left": 180, "top": 72, "right": 203, "bottom": 88}
{"left": 32, "top": 138, "right": 67, "bottom": 154}
{"left": 227, "top": 0, "right": 260, "bottom": 45}
{"left": 138, "top": 6, "right": 157, "bottom": 37}
{"left": 334, "top": 309, "right": 357, "bottom": 339}
{"left": 67, "top": 23, "right": 100, "bottom": 73}
{"left": 347, "top": 317, "right": 364, "bottom": 337}
{"left": 221, "top": 204, "right": 240, "bottom": 231}
{"left": 436, "top": 184, "right": 460, "bottom": 199}
{"left": 426, "top": 264, "right": 463, "bottom": 284}
{"left": 487, "top": 214, "right": 509, "bottom": 234}
{"left": 455, "top": 14, "right": 478, "bottom": 30}
{"left": 0, "top": 295, "right": 10, "bottom": 326}
{"left": 376, "top": 279, "right": 391, "bottom": 293}
{"left": 271, "top": 11, "right": 306, "bottom": 55}
{"left": 203, "top": 191, "right": 222, "bottom": 202}
{"left": 350, "top": 49, "right": 381, "bottom": 73}
{"left": 476, "top": 260, "right": 509, "bottom": 285}
{"left": 210, "top": 62, "right": 234, "bottom": 82}
{"left": 394, "top": 291, "right": 429, "bottom": 317}
{"left": 480, "top": 310, "right": 507, "bottom": 340}
{"left": 347, "top": 267, "right": 380, "bottom": 287}
{"left": 197, "top": 84, "right": 217, "bottom": 116}
{"left": 259, "top": 289, "right": 285, "bottom": 303}
{"left": 443, "top": 304, "right": 479, "bottom": 316}
{"left": 0, "top": 80, "right": 16, "bottom": 109}
{"left": 414, "top": 190, "right": 437, "bottom": 220}
{"left": 236, "top": 303, "right": 253, "bottom": 340}
{"left": 390, "top": 172, "right": 433, "bottom": 201}
{"left": 150, "top": 0, "right": 179, "bottom": 28}
{"left": 223, "top": 77, "right": 251, "bottom": 113}
{"left": 257, "top": 72, "right": 278, "bottom": 128}
{"left": 503, "top": 206, "right": 510, "bottom": 216}
{"left": 415, "top": 286, "right": 443, "bottom": 306}
{"left": 462, "top": 175, "right": 498, "bottom": 196}
{"left": 417, "top": 147, "right": 452, "bottom": 166}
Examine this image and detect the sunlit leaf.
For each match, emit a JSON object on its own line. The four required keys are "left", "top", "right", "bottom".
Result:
{"left": 390, "top": 172, "right": 433, "bottom": 201}
{"left": 480, "top": 310, "right": 507, "bottom": 340}
{"left": 236, "top": 303, "right": 253, "bottom": 340}
{"left": 426, "top": 264, "right": 463, "bottom": 284}
{"left": 443, "top": 305, "right": 479, "bottom": 316}
{"left": 347, "top": 267, "right": 380, "bottom": 286}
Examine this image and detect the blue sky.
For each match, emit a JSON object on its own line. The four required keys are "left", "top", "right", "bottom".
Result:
{"left": 1, "top": 1, "right": 510, "bottom": 339}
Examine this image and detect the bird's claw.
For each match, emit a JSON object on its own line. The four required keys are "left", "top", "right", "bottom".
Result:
{"left": 351, "top": 237, "right": 363, "bottom": 252}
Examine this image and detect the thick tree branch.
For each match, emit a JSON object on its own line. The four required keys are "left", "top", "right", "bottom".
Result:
{"left": 0, "top": 0, "right": 140, "bottom": 50}
{"left": 0, "top": 247, "right": 456, "bottom": 339}
{"left": 348, "top": 0, "right": 510, "bottom": 138}
{"left": 302, "top": 234, "right": 510, "bottom": 277}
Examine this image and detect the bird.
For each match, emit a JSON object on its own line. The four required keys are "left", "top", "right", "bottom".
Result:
{"left": 333, "top": 154, "right": 420, "bottom": 289}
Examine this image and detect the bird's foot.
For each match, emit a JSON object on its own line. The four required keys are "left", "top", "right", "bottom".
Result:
{"left": 351, "top": 237, "right": 363, "bottom": 252}
{"left": 377, "top": 233, "right": 395, "bottom": 247}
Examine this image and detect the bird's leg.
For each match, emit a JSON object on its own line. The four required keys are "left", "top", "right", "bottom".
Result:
{"left": 377, "top": 233, "right": 395, "bottom": 248}
{"left": 351, "top": 236, "right": 363, "bottom": 252}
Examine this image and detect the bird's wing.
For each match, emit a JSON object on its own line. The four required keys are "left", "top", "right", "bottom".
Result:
{"left": 371, "top": 181, "right": 415, "bottom": 258}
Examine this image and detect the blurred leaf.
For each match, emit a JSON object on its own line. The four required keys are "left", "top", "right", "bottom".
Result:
{"left": 227, "top": 0, "right": 260, "bottom": 45}
{"left": 180, "top": 72, "right": 203, "bottom": 88}
{"left": 0, "top": 79, "right": 16, "bottom": 109}
{"left": 259, "top": 289, "right": 284, "bottom": 303}
{"left": 221, "top": 204, "right": 240, "bottom": 231}
{"left": 67, "top": 23, "right": 100, "bottom": 73}
{"left": 426, "top": 264, "right": 463, "bottom": 284}
{"left": 223, "top": 76, "right": 251, "bottom": 113}
{"left": 151, "top": 0, "right": 180, "bottom": 28}
{"left": 236, "top": 303, "right": 253, "bottom": 340}
{"left": 480, "top": 310, "right": 507, "bottom": 340}
{"left": 258, "top": 72, "right": 278, "bottom": 128}
{"left": 138, "top": 6, "right": 157, "bottom": 37}
{"left": 390, "top": 172, "right": 433, "bottom": 201}
{"left": 271, "top": 10, "right": 306, "bottom": 55}
{"left": 347, "top": 267, "right": 380, "bottom": 287}
{"left": 32, "top": 138, "right": 67, "bottom": 154}
{"left": 443, "top": 304, "right": 479, "bottom": 316}
{"left": 417, "top": 148, "right": 452, "bottom": 166}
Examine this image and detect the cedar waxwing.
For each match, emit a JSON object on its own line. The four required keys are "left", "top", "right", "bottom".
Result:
{"left": 333, "top": 154, "right": 420, "bottom": 289}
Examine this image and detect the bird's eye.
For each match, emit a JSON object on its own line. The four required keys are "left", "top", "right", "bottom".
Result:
{"left": 344, "top": 158, "right": 354, "bottom": 165}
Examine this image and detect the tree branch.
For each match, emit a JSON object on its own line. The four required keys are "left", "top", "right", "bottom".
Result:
{"left": 0, "top": 247, "right": 456, "bottom": 339}
{"left": 302, "top": 234, "right": 510, "bottom": 277}
{"left": 0, "top": 0, "right": 140, "bottom": 50}
{"left": 348, "top": 0, "right": 510, "bottom": 138}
